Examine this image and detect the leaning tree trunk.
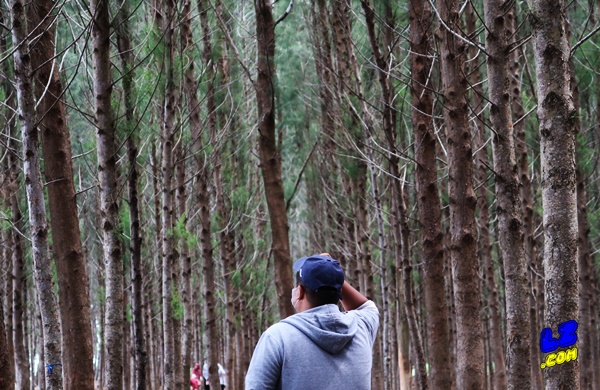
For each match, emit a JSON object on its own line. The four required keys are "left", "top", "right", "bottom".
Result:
{"left": 10, "top": 4, "right": 34, "bottom": 390}
{"left": 10, "top": 0, "right": 64, "bottom": 388}
{"left": 409, "top": 0, "right": 452, "bottom": 387}
{"left": 253, "top": 0, "right": 295, "bottom": 319}
{"left": 483, "top": 0, "right": 531, "bottom": 387}
{"left": 437, "top": 0, "right": 485, "bottom": 387}
{"left": 115, "top": 3, "right": 147, "bottom": 388}
{"left": 27, "top": 0, "right": 95, "bottom": 386}
{"left": 91, "top": 0, "right": 124, "bottom": 387}
{"left": 530, "top": 0, "right": 580, "bottom": 388}
{"left": 160, "top": 0, "right": 177, "bottom": 387}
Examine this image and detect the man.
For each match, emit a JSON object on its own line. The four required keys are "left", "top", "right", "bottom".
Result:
{"left": 245, "top": 253, "right": 380, "bottom": 390}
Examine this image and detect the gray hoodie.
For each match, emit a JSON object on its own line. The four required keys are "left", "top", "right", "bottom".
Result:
{"left": 245, "top": 301, "right": 379, "bottom": 390}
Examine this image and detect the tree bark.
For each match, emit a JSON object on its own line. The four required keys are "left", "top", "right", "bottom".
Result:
{"left": 27, "top": 0, "right": 95, "bottom": 386}
{"left": 10, "top": 0, "right": 64, "bottom": 388}
{"left": 178, "top": 2, "right": 194, "bottom": 385}
{"left": 529, "top": 0, "right": 587, "bottom": 389}
{"left": 530, "top": 0, "right": 580, "bottom": 387}
{"left": 484, "top": 0, "right": 531, "bottom": 387}
{"left": 115, "top": 2, "right": 147, "bottom": 389}
{"left": 253, "top": 0, "right": 295, "bottom": 319}
{"left": 410, "top": 0, "right": 453, "bottom": 387}
{"left": 197, "top": 3, "right": 223, "bottom": 388}
{"left": 509, "top": 9, "right": 544, "bottom": 389}
{"left": 9, "top": 4, "right": 33, "bottom": 389}
{"left": 213, "top": 2, "right": 237, "bottom": 385}
{"left": 436, "top": 0, "right": 485, "bottom": 387}
{"left": 160, "top": 0, "right": 177, "bottom": 386}
{"left": 0, "top": 10, "right": 16, "bottom": 384}
{"left": 91, "top": 0, "right": 124, "bottom": 387}
{"left": 0, "top": 291, "right": 13, "bottom": 389}
{"left": 576, "top": 168, "right": 595, "bottom": 389}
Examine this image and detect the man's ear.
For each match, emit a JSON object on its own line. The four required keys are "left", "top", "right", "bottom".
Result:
{"left": 298, "top": 285, "right": 305, "bottom": 299}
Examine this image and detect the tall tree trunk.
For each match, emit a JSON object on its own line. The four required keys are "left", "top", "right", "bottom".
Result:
{"left": 436, "top": 0, "right": 485, "bottom": 387}
{"left": 576, "top": 168, "right": 595, "bottom": 389}
{"left": 9, "top": 4, "right": 32, "bottom": 389}
{"left": 176, "top": 143, "right": 191, "bottom": 390}
{"left": 0, "top": 10, "right": 16, "bottom": 383}
{"left": 213, "top": 2, "right": 237, "bottom": 383}
{"left": 194, "top": 2, "right": 221, "bottom": 388}
{"left": 179, "top": 2, "right": 194, "bottom": 385}
{"left": 252, "top": 0, "right": 295, "bottom": 319}
{"left": 484, "top": 0, "right": 531, "bottom": 387}
{"left": 464, "top": 4, "right": 507, "bottom": 388}
{"left": 0, "top": 290, "right": 13, "bottom": 389}
{"left": 509, "top": 8, "right": 543, "bottom": 389}
{"left": 160, "top": 0, "right": 177, "bottom": 386}
{"left": 115, "top": 2, "right": 147, "bottom": 388}
{"left": 28, "top": 0, "right": 95, "bottom": 386}
{"left": 410, "top": 0, "right": 453, "bottom": 387}
{"left": 530, "top": 0, "right": 580, "bottom": 387}
{"left": 529, "top": 0, "right": 587, "bottom": 389}
{"left": 151, "top": 141, "right": 163, "bottom": 388}
{"left": 10, "top": 0, "right": 64, "bottom": 388}
{"left": 91, "top": 0, "right": 124, "bottom": 387}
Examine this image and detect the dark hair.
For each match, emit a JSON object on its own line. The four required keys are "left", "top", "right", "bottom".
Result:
{"left": 296, "top": 273, "right": 340, "bottom": 307}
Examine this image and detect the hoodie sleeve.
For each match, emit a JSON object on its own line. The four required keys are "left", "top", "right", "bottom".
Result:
{"left": 245, "top": 330, "right": 283, "bottom": 390}
{"left": 353, "top": 300, "right": 380, "bottom": 345}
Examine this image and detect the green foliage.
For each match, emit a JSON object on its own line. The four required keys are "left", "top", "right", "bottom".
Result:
{"left": 171, "top": 287, "right": 185, "bottom": 320}
{"left": 126, "top": 303, "right": 133, "bottom": 323}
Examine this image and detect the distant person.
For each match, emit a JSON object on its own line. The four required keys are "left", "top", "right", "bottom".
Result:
{"left": 190, "top": 375, "right": 200, "bottom": 390}
{"left": 245, "top": 253, "right": 380, "bottom": 390}
{"left": 218, "top": 363, "right": 227, "bottom": 389}
{"left": 193, "top": 362, "right": 202, "bottom": 379}
{"left": 203, "top": 362, "right": 209, "bottom": 390}
{"left": 202, "top": 362, "right": 227, "bottom": 389}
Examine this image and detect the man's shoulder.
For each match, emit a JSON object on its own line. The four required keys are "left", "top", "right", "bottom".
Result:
{"left": 263, "top": 319, "right": 298, "bottom": 338}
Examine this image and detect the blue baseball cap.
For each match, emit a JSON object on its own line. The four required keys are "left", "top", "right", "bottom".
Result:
{"left": 293, "top": 254, "right": 344, "bottom": 299}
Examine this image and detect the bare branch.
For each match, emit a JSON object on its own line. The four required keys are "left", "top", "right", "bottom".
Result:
{"left": 274, "top": 0, "right": 294, "bottom": 27}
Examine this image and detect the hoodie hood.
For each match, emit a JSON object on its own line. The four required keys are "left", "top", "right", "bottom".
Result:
{"left": 281, "top": 304, "right": 357, "bottom": 354}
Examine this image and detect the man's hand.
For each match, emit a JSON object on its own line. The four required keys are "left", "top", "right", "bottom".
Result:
{"left": 319, "top": 252, "right": 368, "bottom": 311}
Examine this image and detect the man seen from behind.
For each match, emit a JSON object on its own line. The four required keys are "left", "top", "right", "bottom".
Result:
{"left": 245, "top": 253, "right": 380, "bottom": 390}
